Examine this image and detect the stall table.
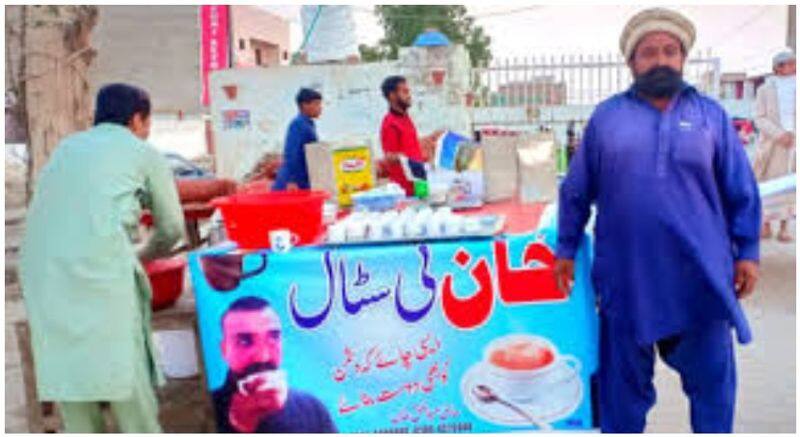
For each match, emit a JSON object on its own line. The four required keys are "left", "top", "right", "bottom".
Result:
{"left": 188, "top": 200, "right": 599, "bottom": 433}
{"left": 457, "top": 200, "right": 546, "bottom": 234}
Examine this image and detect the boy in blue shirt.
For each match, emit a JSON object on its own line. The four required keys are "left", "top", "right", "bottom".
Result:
{"left": 273, "top": 88, "right": 322, "bottom": 190}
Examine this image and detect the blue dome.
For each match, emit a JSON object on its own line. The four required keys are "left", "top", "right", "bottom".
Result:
{"left": 413, "top": 30, "right": 451, "bottom": 47}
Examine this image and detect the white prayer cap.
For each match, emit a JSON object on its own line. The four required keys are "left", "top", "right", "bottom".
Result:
{"left": 773, "top": 49, "right": 796, "bottom": 67}
{"left": 620, "top": 8, "right": 696, "bottom": 60}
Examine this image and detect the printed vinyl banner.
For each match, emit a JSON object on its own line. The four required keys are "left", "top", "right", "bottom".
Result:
{"left": 189, "top": 226, "right": 598, "bottom": 433}
{"left": 200, "top": 5, "right": 230, "bottom": 106}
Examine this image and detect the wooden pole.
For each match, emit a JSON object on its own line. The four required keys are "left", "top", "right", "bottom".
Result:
{"left": 5, "top": 7, "right": 28, "bottom": 144}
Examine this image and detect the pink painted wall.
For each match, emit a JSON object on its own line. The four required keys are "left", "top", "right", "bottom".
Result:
{"left": 230, "top": 6, "right": 290, "bottom": 68}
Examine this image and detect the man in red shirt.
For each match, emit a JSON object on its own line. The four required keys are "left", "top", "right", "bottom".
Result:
{"left": 379, "top": 75, "right": 442, "bottom": 195}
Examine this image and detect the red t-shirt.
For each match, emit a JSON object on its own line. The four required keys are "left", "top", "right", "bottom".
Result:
{"left": 380, "top": 110, "right": 425, "bottom": 195}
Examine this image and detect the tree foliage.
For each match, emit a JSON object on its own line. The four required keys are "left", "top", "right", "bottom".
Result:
{"left": 359, "top": 5, "right": 492, "bottom": 67}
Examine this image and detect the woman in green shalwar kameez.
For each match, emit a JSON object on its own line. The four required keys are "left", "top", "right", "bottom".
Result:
{"left": 20, "top": 84, "right": 185, "bottom": 432}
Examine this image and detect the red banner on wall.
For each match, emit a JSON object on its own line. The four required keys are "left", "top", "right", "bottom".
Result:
{"left": 200, "top": 5, "right": 230, "bottom": 106}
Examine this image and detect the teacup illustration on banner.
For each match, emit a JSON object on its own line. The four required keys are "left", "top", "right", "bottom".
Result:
{"left": 461, "top": 334, "right": 584, "bottom": 428}
{"left": 200, "top": 252, "right": 268, "bottom": 292}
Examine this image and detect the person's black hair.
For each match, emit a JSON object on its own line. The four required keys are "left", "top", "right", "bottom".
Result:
{"left": 221, "top": 296, "right": 273, "bottom": 329}
{"left": 381, "top": 75, "right": 407, "bottom": 100}
{"left": 228, "top": 296, "right": 272, "bottom": 312}
{"left": 296, "top": 88, "right": 322, "bottom": 107}
{"left": 93, "top": 83, "right": 151, "bottom": 126}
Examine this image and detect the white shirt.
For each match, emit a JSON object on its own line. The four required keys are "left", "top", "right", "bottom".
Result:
{"left": 773, "top": 75, "right": 796, "bottom": 133}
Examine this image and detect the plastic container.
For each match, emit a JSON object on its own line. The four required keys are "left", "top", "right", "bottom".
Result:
{"left": 211, "top": 190, "right": 329, "bottom": 249}
{"left": 413, "top": 180, "right": 429, "bottom": 199}
{"left": 351, "top": 192, "right": 404, "bottom": 212}
{"left": 144, "top": 256, "right": 187, "bottom": 311}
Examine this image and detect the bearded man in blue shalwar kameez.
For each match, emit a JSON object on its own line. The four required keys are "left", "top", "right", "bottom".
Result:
{"left": 555, "top": 8, "right": 762, "bottom": 433}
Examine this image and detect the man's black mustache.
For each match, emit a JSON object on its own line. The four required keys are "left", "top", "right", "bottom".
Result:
{"left": 236, "top": 361, "right": 278, "bottom": 379}
{"left": 639, "top": 65, "right": 682, "bottom": 79}
{"left": 634, "top": 65, "right": 683, "bottom": 98}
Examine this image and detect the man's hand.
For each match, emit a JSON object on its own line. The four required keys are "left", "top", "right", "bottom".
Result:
{"left": 429, "top": 129, "right": 445, "bottom": 140}
{"left": 383, "top": 152, "right": 402, "bottom": 165}
{"left": 286, "top": 183, "right": 299, "bottom": 191}
{"left": 734, "top": 260, "right": 759, "bottom": 300}
{"left": 778, "top": 131, "right": 795, "bottom": 148}
{"left": 420, "top": 138, "right": 436, "bottom": 162}
{"left": 554, "top": 259, "right": 575, "bottom": 296}
{"left": 420, "top": 130, "right": 445, "bottom": 162}
{"left": 228, "top": 387, "right": 285, "bottom": 433}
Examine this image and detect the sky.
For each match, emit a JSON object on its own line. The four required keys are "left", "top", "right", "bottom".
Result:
{"left": 261, "top": 4, "right": 791, "bottom": 75}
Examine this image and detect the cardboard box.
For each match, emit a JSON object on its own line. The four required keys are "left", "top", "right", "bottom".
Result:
{"left": 306, "top": 142, "right": 375, "bottom": 206}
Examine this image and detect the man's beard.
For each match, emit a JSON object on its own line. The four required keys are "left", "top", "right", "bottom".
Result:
{"left": 398, "top": 98, "right": 411, "bottom": 110}
{"left": 234, "top": 361, "right": 278, "bottom": 381}
{"left": 633, "top": 66, "right": 684, "bottom": 99}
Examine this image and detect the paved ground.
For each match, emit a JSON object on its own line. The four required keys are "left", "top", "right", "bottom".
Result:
{"left": 4, "top": 160, "right": 796, "bottom": 432}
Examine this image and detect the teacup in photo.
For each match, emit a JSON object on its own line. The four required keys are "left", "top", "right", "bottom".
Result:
{"left": 237, "top": 369, "right": 288, "bottom": 396}
{"left": 481, "top": 334, "right": 579, "bottom": 404}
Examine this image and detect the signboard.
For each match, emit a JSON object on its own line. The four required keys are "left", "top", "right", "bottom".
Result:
{"left": 189, "top": 226, "right": 597, "bottom": 433}
{"left": 222, "top": 110, "right": 251, "bottom": 130}
{"left": 200, "top": 5, "right": 230, "bottom": 106}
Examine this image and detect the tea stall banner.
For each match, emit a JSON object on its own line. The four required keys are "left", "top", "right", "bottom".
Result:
{"left": 189, "top": 226, "right": 598, "bottom": 433}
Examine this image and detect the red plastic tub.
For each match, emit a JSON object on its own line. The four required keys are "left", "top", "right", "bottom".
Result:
{"left": 211, "top": 190, "right": 329, "bottom": 249}
{"left": 144, "top": 256, "right": 187, "bottom": 311}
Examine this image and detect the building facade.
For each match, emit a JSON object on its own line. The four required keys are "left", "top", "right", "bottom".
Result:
{"left": 230, "top": 6, "right": 290, "bottom": 68}
{"left": 89, "top": 5, "right": 290, "bottom": 115}
{"left": 90, "top": 6, "right": 203, "bottom": 114}
{"left": 720, "top": 72, "right": 768, "bottom": 101}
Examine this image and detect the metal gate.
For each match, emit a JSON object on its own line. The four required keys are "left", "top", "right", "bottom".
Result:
{"left": 469, "top": 49, "right": 722, "bottom": 137}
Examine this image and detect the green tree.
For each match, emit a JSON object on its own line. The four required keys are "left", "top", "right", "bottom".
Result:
{"left": 359, "top": 5, "right": 492, "bottom": 67}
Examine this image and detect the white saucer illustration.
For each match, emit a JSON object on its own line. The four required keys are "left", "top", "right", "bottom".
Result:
{"left": 460, "top": 334, "right": 584, "bottom": 429}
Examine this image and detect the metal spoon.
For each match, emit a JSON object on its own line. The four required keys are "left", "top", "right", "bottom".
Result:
{"left": 472, "top": 384, "right": 552, "bottom": 431}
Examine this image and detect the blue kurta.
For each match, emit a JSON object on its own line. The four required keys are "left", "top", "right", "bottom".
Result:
{"left": 557, "top": 83, "right": 761, "bottom": 346}
{"left": 273, "top": 114, "right": 317, "bottom": 190}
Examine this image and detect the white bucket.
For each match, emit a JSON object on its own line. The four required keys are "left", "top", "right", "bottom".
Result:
{"left": 153, "top": 330, "right": 199, "bottom": 379}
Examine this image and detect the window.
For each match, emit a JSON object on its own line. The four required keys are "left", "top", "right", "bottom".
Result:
{"left": 239, "top": 39, "right": 245, "bottom": 50}
{"left": 255, "top": 48, "right": 262, "bottom": 66}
